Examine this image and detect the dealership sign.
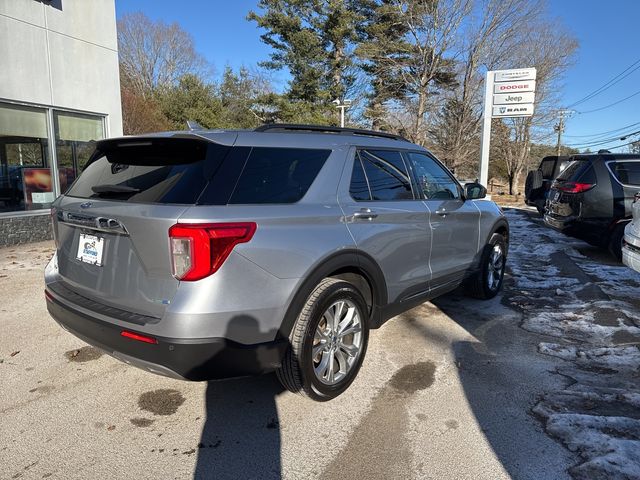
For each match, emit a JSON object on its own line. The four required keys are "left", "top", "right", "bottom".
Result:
{"left": 493, "top": 80, "right": 536, "bottom": 94}
{"left": 479, "top": 67, "right": 537, "bottom": 187}
{"left": 491, "top": 68, "right": 536, "bottom": 118}
{"left": 494, "top": 69, "right": 537, "bottom": 83}
{"left": 492, "top": 92, "right": 535, "bottom": 105}
{"left": 492, "top": 104, "right": 535, "bottom": 117}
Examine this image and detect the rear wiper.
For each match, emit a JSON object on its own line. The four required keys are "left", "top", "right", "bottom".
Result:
{"left": 91, "top": 184, "right": 140, "bottom": 195}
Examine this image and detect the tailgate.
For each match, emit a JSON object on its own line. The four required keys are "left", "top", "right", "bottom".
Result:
{"left": 50, "top": 134, "right": 236, "bottom": 318}
{"left": 53, "top": 198, "right": 188, "bottom": 318}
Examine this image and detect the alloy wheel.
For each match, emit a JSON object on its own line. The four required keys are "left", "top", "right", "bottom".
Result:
{"left": 486, "top": 244, "right": 505, "bottom": 291}
{"left": 312, "top": 299, "right": 363, "bottom": 385}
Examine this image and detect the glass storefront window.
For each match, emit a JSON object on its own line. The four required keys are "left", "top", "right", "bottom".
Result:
{"left": 0, "top": 103, "right": 53, "bottom": 213}
{"left": 54, "top": 111, "right": 104, "bottom": 193}
{"left": 0, "top": 103, "right": 106, "bottom": 215}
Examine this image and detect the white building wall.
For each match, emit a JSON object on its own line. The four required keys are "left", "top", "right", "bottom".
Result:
{"left": 0, "top": 0, "right": 122, "bottom": 136}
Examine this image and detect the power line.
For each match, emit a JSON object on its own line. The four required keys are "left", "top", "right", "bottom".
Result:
{"left": 606, "top": 138, "right": 640, "bottom": 152}
{"left": 563, "top": 120, "right": 640, "bottom": 138}
{"left": 566, "top": 130, "right": 640, "bottom": 149}
{"left": 566, "top": 57, "right": 640, "bottom": 109}
{"left": 576, "top": 88, "right": 640, "bottom": 114}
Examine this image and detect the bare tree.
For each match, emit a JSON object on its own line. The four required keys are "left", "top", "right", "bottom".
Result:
{"left": 118, "top": 12, "right": 210, "bottom": 96}
{"left": 499, "top": 19, "right": 578, "bottom": 194}
{"left": 428, "top": 0, "right": 543, "bottom": 175}
{"left": 399, "top": 0, "right": 472, "bottom": 143}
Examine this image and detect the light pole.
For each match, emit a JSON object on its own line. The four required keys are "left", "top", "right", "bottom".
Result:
{"left": 333, "top": 99, "right": 352, "bottom": 128}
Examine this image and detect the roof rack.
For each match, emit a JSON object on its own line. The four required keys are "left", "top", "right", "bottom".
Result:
{"left": 254, "top": 123, "right": 409, "bottom": 142}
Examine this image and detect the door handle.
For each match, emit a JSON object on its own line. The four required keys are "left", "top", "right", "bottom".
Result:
{"left": 353, "top": 208, "right": 378, "bottom": 220}
{"left": 435, "top": 208, "right": 447, "bottom": 217}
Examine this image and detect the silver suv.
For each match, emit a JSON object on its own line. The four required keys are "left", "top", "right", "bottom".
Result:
{"left": 45, "top": 124, "right": 509, "bottom": 401}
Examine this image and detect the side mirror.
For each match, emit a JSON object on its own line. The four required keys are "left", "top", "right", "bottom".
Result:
{"left": 464, "top": 182, "right": 487, "bottom": 200}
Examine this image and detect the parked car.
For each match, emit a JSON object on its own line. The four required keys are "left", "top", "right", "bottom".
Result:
{"left": 525, "top": 155, "right": 572, "bottom": 215}
{"left": 544, "top": 152, "right": 640, "bottom": 259}
{"left": 44, "top": 124, "right": 509, "bottom": 401}
{"left": 622, "top": 192, "right": 640, "bottom": 273}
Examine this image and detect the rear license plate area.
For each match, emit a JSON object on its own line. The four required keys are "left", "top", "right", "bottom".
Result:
{"left": 76, "top": 233, "right": 104, "bottom": 266}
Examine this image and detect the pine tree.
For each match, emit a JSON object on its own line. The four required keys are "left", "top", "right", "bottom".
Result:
{"left": 356, "top": 0, "right": 411, "bottom": 129}
{"left": 248, "top": 0, "right": 363, "bottom": 124}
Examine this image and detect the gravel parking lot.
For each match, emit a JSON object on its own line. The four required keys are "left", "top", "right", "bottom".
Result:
{"left": 1, "top": 207, "right": 639, "bottom": 480}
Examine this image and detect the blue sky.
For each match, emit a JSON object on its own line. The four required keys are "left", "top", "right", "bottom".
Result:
{"left": 115, "top": 0, "right": 640, "bottom": 150}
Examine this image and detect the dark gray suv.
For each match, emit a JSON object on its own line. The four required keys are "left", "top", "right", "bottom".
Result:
{"left": 45, "top": 124, "right": 509, "bottom": 401}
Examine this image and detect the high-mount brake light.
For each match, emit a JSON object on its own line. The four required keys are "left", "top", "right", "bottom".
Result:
{"left": 556, "top": 182, "right": 595, "bottom": 194}
{"left": 168, "top": 223, "right": 257, "bottom": 281}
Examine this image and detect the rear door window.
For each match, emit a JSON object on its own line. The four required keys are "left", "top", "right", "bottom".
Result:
{"left": 608, "top": 160, "right": 640, "bottom": 186}
{"left": 228, "top": 147, "right": 330, "bottom": 204}
{"left": 354, "top": 149, "right": 413, "bottom": 201}
{"left": 349, "top": 154, "right": 371, "bottom": 201}
{"left": 65, "top": 138, "right": 227, "bottom": 204}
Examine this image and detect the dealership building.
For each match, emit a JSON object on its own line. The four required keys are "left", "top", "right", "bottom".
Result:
{"left": 0, "top": 0, "right": 122, "bottom": 245}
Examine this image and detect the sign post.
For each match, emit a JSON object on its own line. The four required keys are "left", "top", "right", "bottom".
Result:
{"left": 478, "top": 68, "right": 537, "bottom": 188}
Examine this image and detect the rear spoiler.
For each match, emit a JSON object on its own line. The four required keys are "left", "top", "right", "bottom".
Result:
{"left": 89, "top": 132, "right": 237, "bottom": 168}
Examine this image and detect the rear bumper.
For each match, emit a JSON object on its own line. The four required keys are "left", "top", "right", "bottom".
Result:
{"left": 544, "top": 213, "right": 577, "bottom": 233}
{"left": 544, "top": 214, "right": 609, "bottom": 246}
{"left": 623, "top": 228, "right": 640, "bottom": 273}
{"left": 622, "top": 243, "right": 640, "bottom": 273}
{"left": 45, "top": 288, "right": 288, "bottom": 381}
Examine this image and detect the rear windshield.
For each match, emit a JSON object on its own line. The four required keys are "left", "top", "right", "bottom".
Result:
{"left": 608, "top": 160, "right": 640, "bottom": 186}
{"left": 65, "top": 138, "right": 225, "bottom": 204}
{"left": 556, "top": 159, "right": 596, "bottom": 184}
{"left": 66, "top": 139, "right": 331, "bottom": 205}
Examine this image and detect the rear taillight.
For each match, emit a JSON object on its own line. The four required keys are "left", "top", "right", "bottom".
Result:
{"left": 168, "top": 223, "right": 257, "bottom": 281}
{"left": 556, "top": 182, "right": 595, "bottom": 194}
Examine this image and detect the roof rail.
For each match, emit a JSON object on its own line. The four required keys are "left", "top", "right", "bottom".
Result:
{"left": 254, "top": 123, "right": 409, "bottom": 142}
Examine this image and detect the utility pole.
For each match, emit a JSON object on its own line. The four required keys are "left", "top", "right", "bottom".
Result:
{"left": 333, "top": 99, "right": 352, "bottom": 128}
{"left": 554, "top": 110, "right": 572, "bottom": 157}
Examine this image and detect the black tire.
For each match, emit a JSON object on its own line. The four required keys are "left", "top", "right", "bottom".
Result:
{"left": 466, "top": 233, "right": 507, "bottom": 300}
{"left": 607, "top": 223, "right": 627, "bottom": 261}
{"left": 525, "top": 170, "right": 543, "bottom": 200}
{"left": 276, "top": 278, "right": 369, "bottom": 401}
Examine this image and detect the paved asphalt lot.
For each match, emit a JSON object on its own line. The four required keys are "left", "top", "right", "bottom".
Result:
{"left": 1, "top": 207, "right": 638, "bottom": 479}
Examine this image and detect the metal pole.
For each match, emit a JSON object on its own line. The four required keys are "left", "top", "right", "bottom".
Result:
{"left": 340, "top": 106, "right": 345, "bottom": 128}
{"left": 478, "top": 70, "right": 494, "bottom": 187}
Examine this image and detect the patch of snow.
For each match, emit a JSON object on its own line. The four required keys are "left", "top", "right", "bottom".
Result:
{"left": 542, "top": 413, "right": 640, "bottom": 480}
{"left": 503, "top": 209, "right": 640, "bottom": 478}
{"left": 538, "top": 343, "right": 640, "bottom": 373}
{"left": 522, "top": 300, "right": 639, "bottom": 344}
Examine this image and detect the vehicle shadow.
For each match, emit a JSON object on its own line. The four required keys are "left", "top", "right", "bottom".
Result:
{"left": 193, "top": 316, "right": 287, "bottom": 480}
{"left": 421, "top": 286, "right": 575, "bottom": 480}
